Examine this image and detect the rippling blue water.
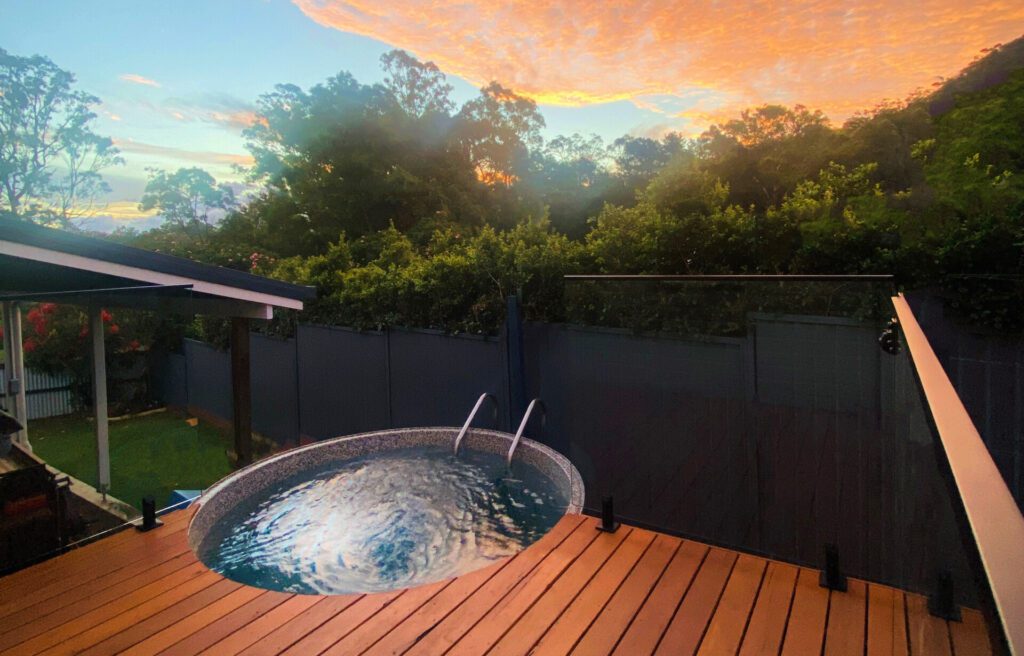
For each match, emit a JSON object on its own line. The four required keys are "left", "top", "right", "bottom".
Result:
{"left": 197, "top": 445, "right": 568, "bottom": 594}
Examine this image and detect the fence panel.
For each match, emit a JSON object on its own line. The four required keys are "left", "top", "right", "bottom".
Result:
{"left": 296, "top": 324, "right": 389, "bottom": 440}
{"left": 0, "top": 365, "right": 74, "bottom": 420}
{"left": 387, "top": 328, "right": 508, "bottom": 431}
{"left": 150, "top": 352, "right": 188, "bottom": 408}
{"left": 184, "top": 339, "right": 233, "bottom": 422}
{"left": 251, "top": 334, "right": 299, "bottom": 445}
{"left": 523, "top": 323, "right": 746, "bottom": 459}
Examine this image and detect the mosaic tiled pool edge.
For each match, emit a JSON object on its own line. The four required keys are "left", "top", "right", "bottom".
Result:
{"left": 188, "top": 427, "right": 584, "bottom": 559}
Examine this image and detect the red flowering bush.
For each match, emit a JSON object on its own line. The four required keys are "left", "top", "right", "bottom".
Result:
{"left": 11, "top": 303, "right": 182, "bottom": 413}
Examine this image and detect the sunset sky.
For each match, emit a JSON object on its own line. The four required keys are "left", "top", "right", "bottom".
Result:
{"left": 2, "top": 0, "right": 1021, "bottom": 229}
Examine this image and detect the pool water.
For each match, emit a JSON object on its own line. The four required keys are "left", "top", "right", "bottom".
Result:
{"left": 196, "top": 445, "right": 569, "bottom": 594}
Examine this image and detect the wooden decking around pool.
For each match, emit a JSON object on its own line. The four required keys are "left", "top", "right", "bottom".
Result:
{"left": 0, "top": 510, "right": 991, "bottom": 656}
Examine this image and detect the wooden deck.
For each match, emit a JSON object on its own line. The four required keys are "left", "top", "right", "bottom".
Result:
{"left": 0, "top": 510, "right": 991, "bottom": 655}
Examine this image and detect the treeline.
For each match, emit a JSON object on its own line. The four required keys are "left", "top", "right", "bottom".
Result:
{"left": 142, "top": 42, "right": 1023, "bottom": 333}
{"left": 4, "top": 40, "right": 1022, "bottom": 334}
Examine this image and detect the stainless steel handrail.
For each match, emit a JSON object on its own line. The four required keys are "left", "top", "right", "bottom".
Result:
{"left": 453, "top": 393, "right": 498, "bottom": 455}
{"left": 507, "top": 398, "right": 545, "bottom": 466}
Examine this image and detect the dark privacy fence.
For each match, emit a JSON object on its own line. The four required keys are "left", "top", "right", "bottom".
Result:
{"left": 154, "top": 325, "right": 510, "bottom": 447}
{"left": 153, "top": 291, "right": 1016, "bottom": 604}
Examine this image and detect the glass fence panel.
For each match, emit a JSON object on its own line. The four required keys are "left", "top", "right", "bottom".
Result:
{"left": 551, "top": 278, "right": 983, "bottom": 620}
{"left": 0, "top": 288, "right": 253, "bottom": 573}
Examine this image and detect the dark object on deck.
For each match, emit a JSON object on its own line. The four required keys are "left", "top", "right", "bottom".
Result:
{"left": 820, "top": 543, "right": 848, "bottom": 591}
{"left": 929, "top": 570, "right": 963, "bottom": 621}
{"left": 0, "top": 406, "right": 23, "bottom": 436}
{"left": 597, "top": 496, "right": 620, "bottom": 533}
{"left": 878, "top": 318, "right": 901, "bottom": 354}
{"left": 0, "top": 464, "right": 72, "bottom": 570}
{"left": 136, "top": 495, "right": 162, "bottom": 532}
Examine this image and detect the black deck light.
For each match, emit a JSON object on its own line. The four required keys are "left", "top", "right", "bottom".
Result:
{"left": 136, "top": 495, "right": 163, "bottom": 532}
{"left": 819, "top": 543, "right": 847, "bottom": 591}
{"left": 928, "top": 570, "right": 962, "bottom": 621}
{"left": 597, "top": 496, "right": 620, "bottom": 533}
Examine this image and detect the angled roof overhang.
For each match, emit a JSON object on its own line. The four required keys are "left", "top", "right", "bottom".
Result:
{"left": 0, "top": 221, "right": 315, "bottom": 319}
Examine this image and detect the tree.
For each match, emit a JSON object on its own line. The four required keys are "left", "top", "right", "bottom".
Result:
{"left": 456, "top": 82, "right": 545, "bottom": 185}
{"left": 0, "top": 48, "right": 121, "bottom": 223}
{"left": 706, "top": 104, "right": 828, "bottom": 147}
{"left": 236, "top": 65, "right": 497, "bottom": 246}
{"left": 52, "top": 133, "right": 124, "bottom": 220}
{"left": 380, "top": 50, "right": 454, "bottom": 118}
{"left": 139, "top": 167, "right": 237, "bottom": 233}
{"left": 522, "top": 133, "right": 613, "bottom": 236}
{"left": 699, "top": 105, "right": 838, "bottom": 208}
{"left": 609, "top": 134, "right": 689, "bottom": 182}
{"left": 243, "top": 73, "right": 386, "bottom": 186}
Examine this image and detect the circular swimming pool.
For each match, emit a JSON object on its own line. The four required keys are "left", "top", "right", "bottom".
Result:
{"left": 188, "top": 428, "right": 583, "bottom": 595}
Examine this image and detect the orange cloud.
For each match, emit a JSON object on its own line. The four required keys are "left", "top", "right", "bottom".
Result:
{"left": 161, "top": 95, "right": 265, "bottom": 131}
{"left": 119, "top": 73, "right": 161, "bottom": 88}
{"left": 293, "top": 0, "right": 1024, "bottom": 128}
{"left": 205, "top": 110, "right": 266, "bottom": 129}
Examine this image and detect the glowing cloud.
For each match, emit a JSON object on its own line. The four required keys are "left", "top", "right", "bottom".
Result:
{"left": 112, "top": 138, "right": 255, "bottom": 168}
{"left": 163, "top": 94, "right": 265, "bottom": 130}
{"left": 293, "top": 0, "right": 1024, "bottom": 127}
{"left": 95, "top": 201, "right": 159, "bottom": 221}
{"left": 119, "top": 73, "right": 161, "bottom": 88}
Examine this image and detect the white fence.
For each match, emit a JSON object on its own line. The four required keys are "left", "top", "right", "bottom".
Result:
{"left": 0, "top": 365, "right": 74, "bottom": 420}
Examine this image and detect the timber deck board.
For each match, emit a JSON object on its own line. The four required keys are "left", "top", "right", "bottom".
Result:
{"left": 0, "top": 511, "right": 991, "bottom": 655}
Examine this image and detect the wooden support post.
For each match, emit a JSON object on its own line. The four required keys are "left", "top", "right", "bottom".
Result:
{"left": 231, "top": 317, "right": 253, "bottom": 466}
{"left": 90, "top": 306, "right": 110, "bottom": 493}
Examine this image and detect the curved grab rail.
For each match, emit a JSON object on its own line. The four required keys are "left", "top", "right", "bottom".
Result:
{"left": 507, "top": 398, "right": 546, "bottom": 466}
{"left": 453, "top": 393, "right": 498, "bottom": 455}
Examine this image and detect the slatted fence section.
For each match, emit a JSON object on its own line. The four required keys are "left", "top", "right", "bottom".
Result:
{"left": 0, "top": 365, "right": 74, "bottom": 419}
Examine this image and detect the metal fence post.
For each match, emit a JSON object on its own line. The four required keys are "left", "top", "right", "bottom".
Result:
{"left": 505, "top": 295, "right": 526, "bottom": 432}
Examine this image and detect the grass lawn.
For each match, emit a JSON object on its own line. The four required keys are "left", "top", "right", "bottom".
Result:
{"left": 29, "top": 410, "right": 235, "bottom": 510}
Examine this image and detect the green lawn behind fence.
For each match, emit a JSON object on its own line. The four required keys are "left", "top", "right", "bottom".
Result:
{"left": 30, "top": 411, "right": 234, "bottom": 510}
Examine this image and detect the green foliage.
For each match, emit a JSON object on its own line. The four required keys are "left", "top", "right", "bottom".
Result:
{"left": 100, "top": 40, "right": 1018, "bottom": 335}
{"left": 270, "top": 219, "right": 583, "bottom": 333}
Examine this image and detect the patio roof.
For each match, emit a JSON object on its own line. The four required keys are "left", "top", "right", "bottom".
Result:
{"left": 0, "top": 220, "right": 314, "bottom": 319}
{"left": 0, "top": 220, "right": 315, "bottom": 492}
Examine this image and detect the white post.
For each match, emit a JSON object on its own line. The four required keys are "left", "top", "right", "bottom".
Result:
{"left": 2, "top": 302, "right": 30, "bottom": 448}
{"left": 2, "top": 302, "right": 14, "bottom": 418}
{"left": 90, "top": 306, "right": 110, "bottom": 493}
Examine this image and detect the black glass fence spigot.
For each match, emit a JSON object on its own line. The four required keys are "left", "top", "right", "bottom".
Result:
{"left": 928, "top": 570, "right": 962, "bottom": 621}
{"left": 597, "top": 495, "right": 620, "bottom": 533}
{"left": 819, "top": 543, "right": 848, "bottom": 591}
{"left": 878, "top": 318, "right": 900, "bottom": 355}
{"left": 136, "top": 495, "right": 162, "bottom": 532}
